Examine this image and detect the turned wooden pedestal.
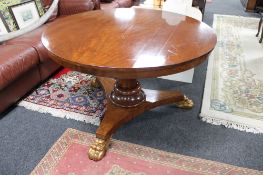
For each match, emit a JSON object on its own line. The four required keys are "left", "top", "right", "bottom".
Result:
{"left": 88, "top": 77, "right": 193, "bottom": 160}
{"left": 42, "top": 8, "right": 217, "bottom": 161}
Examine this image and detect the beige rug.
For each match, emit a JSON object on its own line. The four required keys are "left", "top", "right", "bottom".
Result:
{"left": 200, "top": 15, "right": 263, "bottom": 133}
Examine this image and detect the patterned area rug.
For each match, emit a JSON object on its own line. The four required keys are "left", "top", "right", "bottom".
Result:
{"left": 19, "top": 69, "right": 106, "bottom": 125}
{"left": 200, "top": 15, "right": 263, "bottom": 133}
{"left": 30, "top": 128, "right": 262, "bottom": 175}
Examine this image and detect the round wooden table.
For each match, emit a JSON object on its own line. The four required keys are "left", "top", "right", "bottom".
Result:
{"left": 42, "top": 8, "right": 217, "bottom": 161}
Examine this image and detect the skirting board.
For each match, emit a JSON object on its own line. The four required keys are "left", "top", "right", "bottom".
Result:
{"left": 159, "top": 68, "right": 194, "bottom": 83}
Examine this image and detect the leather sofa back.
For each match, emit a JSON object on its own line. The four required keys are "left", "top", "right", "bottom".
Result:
{"left": 41, "top": 0, "right": 98, "bottom": 20}
{"left": 58, "top": 0, "right": 96, "bottom": 16}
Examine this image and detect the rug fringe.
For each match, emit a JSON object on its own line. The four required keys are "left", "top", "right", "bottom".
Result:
{"left": 18, "top": 101, "right": 102, "bottom": 126}
{"left": 200, "top": 113, "right": 263, "bottom": 134}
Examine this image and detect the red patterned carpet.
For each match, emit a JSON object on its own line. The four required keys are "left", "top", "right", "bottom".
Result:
{"left": 30, "top": 129, "right": 262, "bottom": 175}
{"left": 19, "top": 69, "right": 106, "bottom": 125}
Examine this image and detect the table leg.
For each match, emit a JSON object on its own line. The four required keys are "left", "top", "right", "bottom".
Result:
{"left": 260, "top": 24, "right": 263, "bottom": 43}
{"left": 88, "top": 77, "right": 194, "bottom": 161}
{"left": 256, "top": 16, "right": 262, "bottom": 37}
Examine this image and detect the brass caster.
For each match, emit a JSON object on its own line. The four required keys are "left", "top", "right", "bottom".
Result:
{"left": 91, "top": 78, "right": 100, "bottom": 88}
{"left": 88, "top": 137, "right": 110, "bottom": 161}
{"left": 174, "top": 95, "right": 194, "bottom": 109}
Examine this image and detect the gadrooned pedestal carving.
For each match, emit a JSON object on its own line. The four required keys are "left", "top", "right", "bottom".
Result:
{"left": 110, "top": 79, "right": 146, "bottom": 107}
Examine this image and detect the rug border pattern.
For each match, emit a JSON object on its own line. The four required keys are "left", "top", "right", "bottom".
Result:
{"left": 200, "top": 14, "right": 263, "bottom": 133}
{"left": 30, "top": 128, "right": 262, "bottom": 175}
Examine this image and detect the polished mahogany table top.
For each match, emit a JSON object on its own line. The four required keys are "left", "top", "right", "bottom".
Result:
{"left": 42, "top": 8, "right": 216, "bottom": 79}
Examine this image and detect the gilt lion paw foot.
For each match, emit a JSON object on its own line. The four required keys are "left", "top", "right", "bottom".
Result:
{"left": 174, "top": 95, "right": 194, "bottom": 109}
{"left": 88, "top": 138, "right": 110, "bottom": 161}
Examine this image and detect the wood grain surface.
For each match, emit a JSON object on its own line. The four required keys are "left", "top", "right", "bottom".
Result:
{"left": 42, "top": 8, "right": 217, "bottom": 79}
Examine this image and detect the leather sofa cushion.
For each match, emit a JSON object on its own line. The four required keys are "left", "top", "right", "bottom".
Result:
{"left": 5, "top": 24, "right": 60, "bottom": 81}
{"left": 100, "top": 1, "right": 119, "bottom": 9}
{"left": 0, "top": 65, "right": 40, "bottom": 113}
{"left": 100, "top": 0, "right": 133, "bottom": 9}
{"left": 116, "top": 0, "right": 133, "bottom": 8}
{"left": 0, "top": 45, "right": 39, "bottom": 90}
{"left": 58, "top": 0, "right": 95, "bottom": 16}
{"left": 6, "top": 25, "right": 49, "bottom": 63}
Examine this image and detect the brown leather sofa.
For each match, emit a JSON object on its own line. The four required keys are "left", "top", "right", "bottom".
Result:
{"left": 0, "top": 0, "right": 137, "bottom": 114}
{"left": 101, "top": 0, "right": 139, "bottom": 9}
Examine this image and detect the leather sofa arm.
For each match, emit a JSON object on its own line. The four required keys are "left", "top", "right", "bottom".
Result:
{"left": 58, "top": 0, "right": 97, "bottom": 16}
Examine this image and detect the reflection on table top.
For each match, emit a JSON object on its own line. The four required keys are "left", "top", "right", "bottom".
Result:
{"left": 42, "top": 8, "right": 217, "bottom": 78}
